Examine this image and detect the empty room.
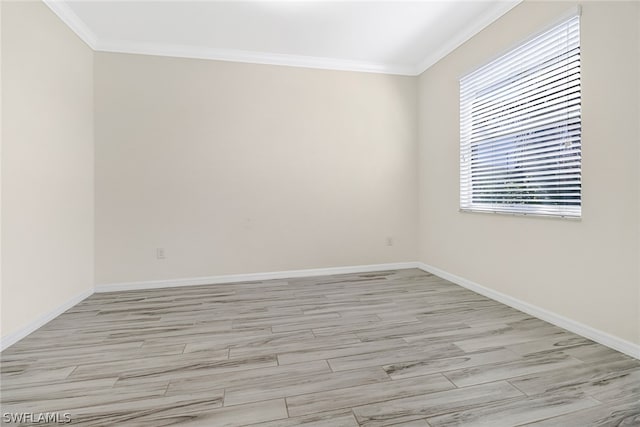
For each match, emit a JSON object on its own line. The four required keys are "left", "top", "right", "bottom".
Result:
{"left": 1, "top": 0, "right": 639, "bottom": 425}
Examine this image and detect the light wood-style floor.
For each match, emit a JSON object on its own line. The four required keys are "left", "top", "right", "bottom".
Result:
{"left": 1, "top": 269, "right": 639, "bottom": 426}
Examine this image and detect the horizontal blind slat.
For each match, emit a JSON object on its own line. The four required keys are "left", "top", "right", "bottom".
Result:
{"left": 470, "top": 136, "right": 581, "bottom": 163}
{"left": 460, "top": 15, "right": 581, "bottom": 217}
{"left": 469, "top": 84, "right": 581, "bottom": 130}
{"left": 464, "top": 56, "right": 580, "bottom": 114}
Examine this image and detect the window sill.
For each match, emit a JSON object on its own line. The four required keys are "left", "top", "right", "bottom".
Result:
{"left": 459, "top": 208, "right": 582, "bottom": 221}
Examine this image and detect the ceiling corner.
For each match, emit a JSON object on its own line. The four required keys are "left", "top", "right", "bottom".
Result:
{"left": 42, "top": 0, "right": 98, "bottom": 50}
{"left": 413, "top": 0, "right": 523, "bottom": 76}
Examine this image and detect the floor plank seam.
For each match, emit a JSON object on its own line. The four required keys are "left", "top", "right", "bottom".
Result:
{"left": 505, "top": 379, "right": 531, "bottom": 397}
{"left": 2, "top": 269, "right": 639, "bottom": 426}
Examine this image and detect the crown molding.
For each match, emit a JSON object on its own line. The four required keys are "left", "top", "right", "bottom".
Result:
{"left": 414, "top": 0, "right": 522, "bottom": 75}
{"left": 41, "top": 0, "right": 414, "bottom": 75}
{"left": 42, "top": 0, "right": 98, "bottom": 49}
{"left": 94, "top": 39, "right": 417, "bottom": 76}
{"left": 42, "top": 0, "right": 520, "bottom": 76}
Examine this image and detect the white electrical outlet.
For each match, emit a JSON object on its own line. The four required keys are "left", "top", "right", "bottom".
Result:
{"left": 156, "top": 248, "right": 166, "bottom": 259}
{"left": 386, "top": 237, "right": 394, "bottom": 246}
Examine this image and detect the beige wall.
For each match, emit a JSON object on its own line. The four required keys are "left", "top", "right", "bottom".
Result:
{"left": 95, "top": 53, "right": 418, "bottom": 285}
{"left": 1, "top": 1, "right": 94, "bottom": 338}
{"left": 2, "top": 0, "right": 637, "bottom": 351}
{"left": 418, "top": 1, "right": 640, "bottom": 344}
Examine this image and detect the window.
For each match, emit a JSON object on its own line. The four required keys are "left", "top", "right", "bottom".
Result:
{"left": 460, "top": 14, "right": 581, "bottom": 218}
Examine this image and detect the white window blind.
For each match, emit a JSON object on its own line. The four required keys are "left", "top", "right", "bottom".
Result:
{"left": 460, "top": 14, "right": 581, "bottom": 218}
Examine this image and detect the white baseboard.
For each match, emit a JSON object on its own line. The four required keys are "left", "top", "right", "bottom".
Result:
{"left": 0, "top": 288, "right": 94, "bottom": 352}
{"left": 94, "top": 262, "right": 421, "bottom": 293}
{"left": 417, "top": 262, "right": 640, "bottom": 360}
{"left": 5, "top": 261, "right": 637, "bottom": 361}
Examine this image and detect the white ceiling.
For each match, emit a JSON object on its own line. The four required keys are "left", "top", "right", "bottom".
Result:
{"left": 45, "top": 1, "right": 521, "bottom": 76}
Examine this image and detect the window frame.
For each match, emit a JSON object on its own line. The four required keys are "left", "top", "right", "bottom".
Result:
{"left": 459, "top": 8, "right": 583, "bottom": 219}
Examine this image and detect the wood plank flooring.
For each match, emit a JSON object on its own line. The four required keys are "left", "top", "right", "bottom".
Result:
{"left": 1, "top": 269, "right": 639, "bottom": 426}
